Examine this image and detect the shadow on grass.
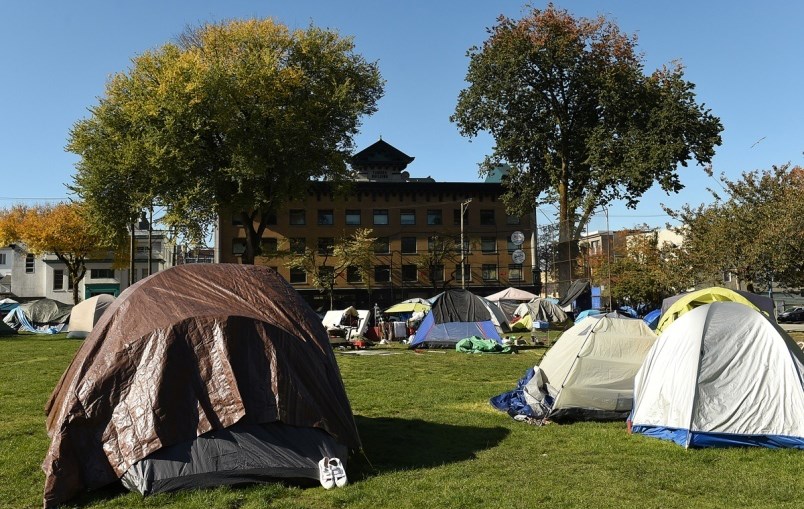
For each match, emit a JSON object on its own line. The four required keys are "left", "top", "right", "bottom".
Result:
{"left": 351, "top": 415, "right": 509, "bottom": 480}
{"left": 54, "top": 416, "right": 509, "bottom": 506}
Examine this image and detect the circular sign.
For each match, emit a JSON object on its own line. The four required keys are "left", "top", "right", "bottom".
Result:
{"left": 510, "top": 231, "right": 525, "bottom": 245}
{"left": 512, "top": 249, "right": 526, "bottom": 264}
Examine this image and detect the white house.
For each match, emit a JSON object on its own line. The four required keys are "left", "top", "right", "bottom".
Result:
{"left": 6, "top": 228, "right": 175, "bottom": 304}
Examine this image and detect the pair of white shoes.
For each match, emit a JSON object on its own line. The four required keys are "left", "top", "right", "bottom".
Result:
{"left": 318, "top": 457, "right": 347, "bottom": 489}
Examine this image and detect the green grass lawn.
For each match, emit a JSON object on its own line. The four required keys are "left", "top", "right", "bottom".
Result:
{"left": 1, "top": 332, "right": 802, "bottom": 509}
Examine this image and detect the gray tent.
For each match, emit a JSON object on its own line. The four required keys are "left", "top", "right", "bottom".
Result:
{"left": 3, "top": 298, "right": 72, "bottom": 333}
{"left": 66, "top": 294, "right": 114, "bottom": 339}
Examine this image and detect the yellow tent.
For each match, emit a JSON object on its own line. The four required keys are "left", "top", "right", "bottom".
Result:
{"left": 384, "top": 300, "right": 430, "bottom": 314}
{"left": 656, "top": 287, "right": 769, "bottom": 333}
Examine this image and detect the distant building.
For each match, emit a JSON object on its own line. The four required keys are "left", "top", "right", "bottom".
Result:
{"left": 6, "top": 228, "right": 174, "bottom": 304}
{"left": 216, "top": 139, "right": 541, "bottom": 310}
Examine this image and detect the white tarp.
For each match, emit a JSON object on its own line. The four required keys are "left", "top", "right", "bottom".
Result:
{"left": 485, "top": 287, "right": 537, "bottom": 302}
{"left": 631, "top": 302, "right": 804, "bottom": 448}
{"left": 321, "top": 307, "right": 370, "bottom": 339}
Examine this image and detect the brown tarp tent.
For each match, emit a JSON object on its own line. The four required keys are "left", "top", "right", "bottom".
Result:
{"left": 42, "top": 264, "right": 360, "bottom": 507}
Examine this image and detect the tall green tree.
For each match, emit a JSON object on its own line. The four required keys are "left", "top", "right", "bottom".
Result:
{"left": 452, "top": 4, "right": 722, "bottom": 288}
{"left": 69, "top": 19, "right": 384, "bottom": 263}
{"left": 669, "top": 165, "right": 804, "bottom": 290}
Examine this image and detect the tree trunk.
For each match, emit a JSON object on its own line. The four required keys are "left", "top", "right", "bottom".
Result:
{"left": 556, "top": 161, "right": 575, "bottom": 295}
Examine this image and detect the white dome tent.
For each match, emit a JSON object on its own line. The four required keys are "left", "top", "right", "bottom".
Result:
{"left": 630, "top": 302, "right": 804, "bottom": 449}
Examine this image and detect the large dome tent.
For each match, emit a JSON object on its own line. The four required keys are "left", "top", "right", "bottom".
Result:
{"left": 630, "top": 302, "right": 804, "bottom": 448}
{"left": 656, "top": 287, "right": 776, "bottom": 333}
{"left": 42, "top": 264, "right": 360, "bottom": 507}
{"left": 491, "top": 314, "right": 657, "bottom": 422}
{"left": 409, "top": 289, "right": 509, "bottom": 348}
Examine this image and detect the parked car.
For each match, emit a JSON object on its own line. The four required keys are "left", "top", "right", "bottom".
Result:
{"left": 778, "top": 307, "right": 804, "bottom": 323}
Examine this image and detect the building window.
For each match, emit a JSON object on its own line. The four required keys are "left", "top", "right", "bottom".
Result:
{"left": 481, "top": 237, "right": 497, "bottom": 254}
{"left": 480, "top": 209, "right": 495, "bottom": 226}
{"left": 455, "top": 264, "right": 471, "bottom": 282}
{"left": 508, "top": 264, "right": 523, "bottom": 282}
{"left": 289, "top": 268, "right": 307, "bottom": 284}
{"left": 53, "top": 269, "right": 64, "bottom": 290}
{"left": 0, "top": 253, "right": 6, "bottom": 264}
{"left": 90, "top": 268, "right": 115, "bottom": 279}
{"left": 590, "top": 240, "right": 601, "bottom": 255}
{"left": 374, "top": 237, "right": 390, "bottom": 254}
{"left": 317, "top": 209, "right": 334, "bottom": 226}
{"left": 319, "top": 266, "right": 334, "bottom": 285}
{"left": 25, "top": 254, "right": 35, "bottom": 273}
{"left": 264, "top": 238, "right": 278, "bottom": 255}
{"left": 400, "top": 209, "right": 416, "bottom": 225}
{"left": 373, "top": 209, "right": 389, "bottom": 225}
{"left": 427, "top": 209, "right": 443, "bottom": 225}
{"left": 507, "top": 240, "right": 518, "bottom": 253}
{"left": 430, "top": 264, "right": 444, "bottom": 283}
{"left": 141, "top": 268, "right": 149, "bottom": 281}
{"left": 453, "top": 208, "right": 468, "bottom": 226}
{"left": 231, "top": 215, "right": 243, "bottom": 226}
{"left": 506, "top": 214, "right": 521, "bottom": 225}
{"left": 401, "top": 236, "right": 417, "bottom": 254}
{"left": 265, "top": 211, "right": 277, "bottom": 225}
{"left": 232, "top": 238, "right": 247, "bottom": 255}
{"left": 455, "top": 237, "right": 470, "bottom": 255}
{"left": 345, "top": 209, "right": 361, "bottom": 225}
{"left": 289, "top": 237, "right": 306, "bottom": 254}
{"left": 402, "top": 264, "right": 418, "bottom": 282}
{"left": 482, "top": 264, "right": 498, "bottom": 281}
{"left": 723, "top": 271, "right": 732, "bottom": 282}
{"left": 289, "top": 209, "right": 306, "bottom": 225}
{"left": 317, "top": 237, "right": 334, "bottom": 255}
{"left": 374, "top": 265, "right": 391, "bottom": 283}
{"left": 346, "top": 266, "right": 363, "bottom": 283}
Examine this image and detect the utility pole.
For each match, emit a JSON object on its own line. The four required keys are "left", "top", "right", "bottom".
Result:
{"left": 460, "top": 198, "right": 472, "bottom": 289}
{"left": 531, "top": 203, "right": 541, "bottom": 296}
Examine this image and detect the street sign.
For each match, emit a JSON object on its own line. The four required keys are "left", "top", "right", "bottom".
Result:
{"left": 510, "top": 231, "right": 524, "bottom": 245}
{"left": 512, "top": 249, "right": 526, "bottom": 264}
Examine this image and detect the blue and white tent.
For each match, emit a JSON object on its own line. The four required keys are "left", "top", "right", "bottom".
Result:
{"left": 630, "top": 302, "right": 804, "bottom": 449}
{"left": 410, "top": 289, "right": 509, "bottom": 348}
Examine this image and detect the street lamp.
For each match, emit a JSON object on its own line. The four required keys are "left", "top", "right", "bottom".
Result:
{"left": 460, "top": 198, "right": 472, "bottom": 289}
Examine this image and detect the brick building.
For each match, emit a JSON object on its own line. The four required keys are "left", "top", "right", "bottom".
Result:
{"left": 216, "top": 140, "right": 540, "bottom": 311}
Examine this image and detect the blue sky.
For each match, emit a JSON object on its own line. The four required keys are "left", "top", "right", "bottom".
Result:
{"left": 2, "top": 1, "right": 802, "bottom": 232}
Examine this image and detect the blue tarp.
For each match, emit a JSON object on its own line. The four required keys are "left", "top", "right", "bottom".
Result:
{"left": 3, "top": 307, "right": 66, "bottom": 334}
{"left": 410, "top": 311, "right": 500, "bottom": 348}
{"left": 631, "top": 424, "right": 804, "bottom": 449}
{"left": 575, "top": 309, "right": 601, "bottom": 322}
{"left": 643, "top": 309, "right": 661, "bottom": 330}
{"left": 490, "top": 367, "right": 554, "bottom": 418}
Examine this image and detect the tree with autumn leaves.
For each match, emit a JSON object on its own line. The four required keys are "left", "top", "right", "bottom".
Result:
{"left": 668, "top": 165, "right": 804, "bottom": 291}
{"left": 0, "top": 202, "right": 108, "bottom": 304}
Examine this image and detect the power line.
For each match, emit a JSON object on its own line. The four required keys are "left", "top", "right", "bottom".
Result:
{"left": 0, "top": 196, "right": 68, "bottom": 201}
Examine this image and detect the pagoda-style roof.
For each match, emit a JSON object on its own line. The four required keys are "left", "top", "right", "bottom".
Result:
{"left": 351, "top": 139, "right": 414, "bottom": 170}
